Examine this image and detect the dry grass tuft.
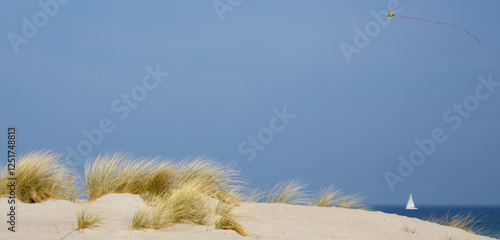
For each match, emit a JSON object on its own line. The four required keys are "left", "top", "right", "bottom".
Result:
{"left": 158, "top": 179, "right": 211, "bottom": 226}
{"left": 85, "top": 153, "right": 175, "bottom": 201}
{"left": 311, "top": 184, "right": 365, "bottom": 209}
{"left": 266, "top": 179, "right": 309, "bottom": 205}
{"left": 173, "top": 157, "right": 242, "bottom": 205}
{"left": 77, "top": 204, "right": 104, "bottom": 230}
{"left": 312, "top": 184, "right": 341, "bottom": 207}
{"left": 214, "top": 201, "right": 250, "bottom": 236}
{"left": 427, "top": 212, "right": 480, "bottom": 234}
{"left": 0, "top": 150, "right": 70, "bottom": 203}
{"left": 129, "top": 206, "right": 153, "bottom": 230}
{"left": 130, "top": 179, "right": 211, "bottom": 230}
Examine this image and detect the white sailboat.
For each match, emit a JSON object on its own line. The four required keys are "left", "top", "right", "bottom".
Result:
{"left": 406, "top": 193, "right": 418, "bottom": 210}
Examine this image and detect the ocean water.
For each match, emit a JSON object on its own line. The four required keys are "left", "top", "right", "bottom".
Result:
{"left": 373, "top": 206, "right": 500, "bottom": 238}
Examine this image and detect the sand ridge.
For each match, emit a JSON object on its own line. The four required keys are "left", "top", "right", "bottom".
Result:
{"left": 1, "top": 193, "right": 495, "bottom": 240}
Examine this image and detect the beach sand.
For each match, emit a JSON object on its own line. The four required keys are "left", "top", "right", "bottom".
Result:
{"left": 1, "top": 193, "right": 494, "bottom": 240}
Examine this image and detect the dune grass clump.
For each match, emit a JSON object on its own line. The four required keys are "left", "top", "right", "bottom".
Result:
{"left": 0, "top": 150, "right": 70, "bottom": 203}
{"left": 155, "top": 180, "right": 211, "bottom": 226}
{"left": 311, "top": 184, "right": 365, "bottom": 209}
{"left": 77, "top": 204, "right": 104, "bottom": 230}
{"left": 214, "top": 201, "right": 250, "bottom": 236}
{"left": 427, "top": 212, "right": 480, "bottom": 234}
{"left": 85, "top": 153, "right": 175, "bottom": 201}
{"left": 128, "top": 157, "right": 246, "bottom": 232}
{"left": 313, "top": 184, "right": 341, "bottom": 207}
{"left": 216, "top": 216, "right": 248, "bottom": 235}
{"left": 173, "top": 157, "right": 242, "bottom": 205}
{"left": 86, "top": 153, "right": 245, "bottom": 231}
{"left": 129, "top": 206, "right": 152, "bottom": 230}
{"left": 85, "top": 154, "right": 242, "bottom": 204}
{"left": 265, "top": 179, "right": 309, "bottom": 205}
{"left": 129, "top": 179, "right": 211, "bottom": 230}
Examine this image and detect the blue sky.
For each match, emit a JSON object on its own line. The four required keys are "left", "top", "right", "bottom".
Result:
{"left": 1, "top": 0, "right": 499, "bottom": 205}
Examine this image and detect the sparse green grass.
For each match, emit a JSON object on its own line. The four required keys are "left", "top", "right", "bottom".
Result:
{"left": 310, "top": 184, "right": 365, "bottom": 209}
{"left": 427, "top": 212, "right": 480, "bottom": 234}
{"left": 265, "top": 179, "right": 309, "bottom": 205}
{"left": 401, "top": 224, "right": 417, "bottom": 234}
{"left": 0, "top": 150, "right": 71, "bottom": 203}
{"left": 214, "top": 201, "right": 250, "bottom": 236}
{"left": 77, "top": 204, "right": 104, "bottom": 230}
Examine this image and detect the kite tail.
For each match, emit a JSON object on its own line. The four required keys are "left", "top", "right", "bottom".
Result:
{"left": 396, "top": 16, "right": 483, "bottom": 45}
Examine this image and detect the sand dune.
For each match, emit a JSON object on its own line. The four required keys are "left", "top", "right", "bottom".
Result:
{"left": 1, "top": 193, "right": 494, "bottom": 240}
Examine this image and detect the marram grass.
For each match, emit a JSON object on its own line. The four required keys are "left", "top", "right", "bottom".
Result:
{"left": 85, "top": 154, "right": 242, "bottom": 204}
{"left": 214, "top": 201, "right": 250, "bottom": 236}
{"left": 311, "top": 184, "right": 365, "bottom": 209}
{"left": 0, "top": 150, "right": 71, "bottom": 203}
{"left": 77, "top": 204, "right": 104, "bottom": 230}
{"left": 427, "top": 212, "right": 481, "bottom": 234}
{"left": 84, "top": 153, "right": 176, "bottom": 201}
{"left": 313, "top": 184, "right": 341, "bottom": 207}
{"left": 129, "top": 178, "right": 211, "bottom": 230}
{"left": 266, "top": 178, "right": 309, "bottom": 205}
{"left": 129, "top": 206, "right": 152, "bottom": 230}
{"left": 129, "top": 168, "right": 245, "bottom": 231}
{"left": 173, "top": 157, "right": 243, "bottom": 205}
{"left": 156, "top": 179, "right": 211, "bottom": 226}
{"left": 262, "top": 181, "right": 364, "bottom": 208}
{"left": 216, "top": 216, "right": 248, "bottom": 235}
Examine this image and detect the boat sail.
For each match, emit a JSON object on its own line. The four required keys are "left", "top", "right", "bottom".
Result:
{"left": 406, "top": 193, "right": 418, "bottom": 210}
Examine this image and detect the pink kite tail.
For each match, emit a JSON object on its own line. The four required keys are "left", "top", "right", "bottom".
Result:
{"left": 396, "top": 16, "right": 483, "bottom": 45}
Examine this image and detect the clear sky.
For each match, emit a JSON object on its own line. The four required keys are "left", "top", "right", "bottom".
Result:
{"left": 1, "top": 0, "right": 499, "bottom": 205}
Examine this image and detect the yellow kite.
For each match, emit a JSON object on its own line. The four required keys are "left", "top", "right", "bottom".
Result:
{"left": 388, "top": 11, "right": 394, "bottom": 19}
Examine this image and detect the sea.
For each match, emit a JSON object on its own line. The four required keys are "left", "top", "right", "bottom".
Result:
{"left": 373, "top": 206, "right": 500, "bottom": 238}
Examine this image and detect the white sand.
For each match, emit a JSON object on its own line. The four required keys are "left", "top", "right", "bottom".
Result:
{"left": 0, "top": 193, "right": 494, "bottom": 240}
